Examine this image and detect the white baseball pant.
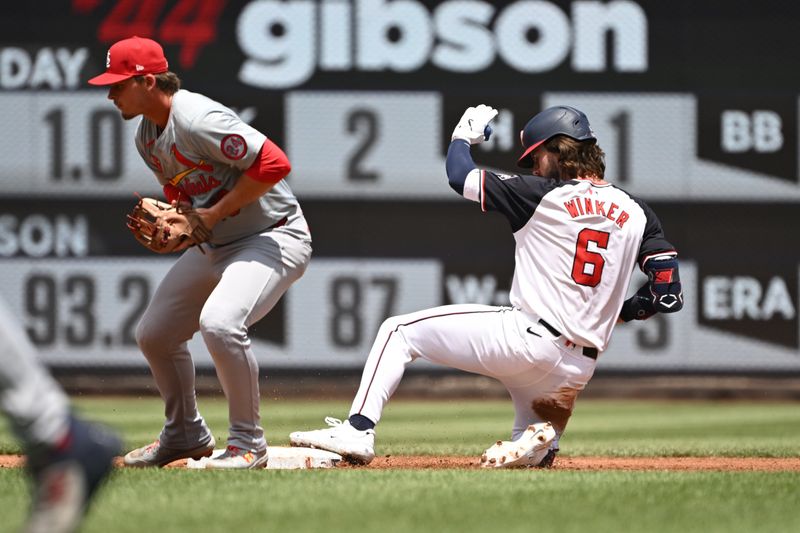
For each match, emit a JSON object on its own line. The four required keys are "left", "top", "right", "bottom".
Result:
{"left": 349, "top": 304, "right": 597, "bottom": 446}
{"left": 0, "top": 297, "right": 70, "bottom": 448}
{"left": 135, "top": 214, "right": 312, "bottom": 453}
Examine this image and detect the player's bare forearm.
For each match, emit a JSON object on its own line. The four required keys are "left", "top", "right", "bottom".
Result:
{"left": 197, "top": 174, "right": 276, "bottom": 228}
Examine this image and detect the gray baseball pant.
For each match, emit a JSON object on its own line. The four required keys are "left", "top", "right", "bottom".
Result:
{"left": 135, "top": 215, "right": 311, "bottom": 453}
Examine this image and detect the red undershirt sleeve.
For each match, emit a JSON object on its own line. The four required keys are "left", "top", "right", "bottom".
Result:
{"left": 244, "top": 138, "right": 292, "bottom": 184}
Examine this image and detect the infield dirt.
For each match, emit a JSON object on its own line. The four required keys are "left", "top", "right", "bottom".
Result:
{"left": 2, "top": 455, "right": 800, "bottom": 471}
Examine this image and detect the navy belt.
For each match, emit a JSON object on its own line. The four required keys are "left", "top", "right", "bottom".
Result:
{"left": 537, "top": 319, "right": 598, "bottom": 360}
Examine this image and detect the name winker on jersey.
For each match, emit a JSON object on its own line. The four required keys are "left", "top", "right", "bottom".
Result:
{"left": 563, "top": 194, "right": 631, "bottom": 228}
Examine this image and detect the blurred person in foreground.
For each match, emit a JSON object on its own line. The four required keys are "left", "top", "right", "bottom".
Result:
{"left": 0, "top": 298, "right": 120, "bottom": 533}
{"left": 290, "top": 105, "right": 683, "bottom": 468}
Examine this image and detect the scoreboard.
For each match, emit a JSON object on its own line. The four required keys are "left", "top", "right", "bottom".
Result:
{"left": 1, "top": 0, "right": 799, "bottom": 372}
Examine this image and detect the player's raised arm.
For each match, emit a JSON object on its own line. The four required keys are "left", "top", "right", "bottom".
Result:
{"left": 445, "top": 105, "right": 497, "bottom": 194}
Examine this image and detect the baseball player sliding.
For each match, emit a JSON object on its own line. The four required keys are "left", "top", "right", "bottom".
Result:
{"left": 291, "top": 105, "right": 683, "bottom": 467}
{"left": 88, "top": 37, "right": 312, "bottom": 469}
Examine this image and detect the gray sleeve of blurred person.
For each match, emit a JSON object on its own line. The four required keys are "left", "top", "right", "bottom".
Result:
{"left": 0, "top": 297, "right": 71, "bottom": 449}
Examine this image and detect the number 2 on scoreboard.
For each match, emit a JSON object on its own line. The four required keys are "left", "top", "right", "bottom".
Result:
{"left": 571, "top": 228, "right": 609, "bottom": 287}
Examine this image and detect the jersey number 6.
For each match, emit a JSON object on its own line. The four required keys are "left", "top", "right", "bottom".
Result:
{"left": 571, "top": 228, "right": 610, "bottom": 287}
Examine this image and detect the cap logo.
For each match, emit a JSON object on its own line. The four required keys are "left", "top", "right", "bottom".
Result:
{"left": 89, "top": 37, "right": 169, "bottom": 86}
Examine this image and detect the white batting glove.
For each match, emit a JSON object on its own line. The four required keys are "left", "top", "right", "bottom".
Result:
{"left": 451, "top": 104, "right": 498, "bottom": 144}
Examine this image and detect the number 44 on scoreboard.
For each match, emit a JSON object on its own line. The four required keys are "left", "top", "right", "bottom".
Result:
{"left": 73, "top": 0, "right": 225, "bottom": 68}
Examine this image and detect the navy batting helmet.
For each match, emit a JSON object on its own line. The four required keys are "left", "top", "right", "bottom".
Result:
{"left": 517, "top": 106, "right": 596, "bottom": 168}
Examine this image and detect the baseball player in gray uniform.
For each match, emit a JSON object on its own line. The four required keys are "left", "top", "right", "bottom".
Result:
{"left": 291, "top": 104, "right": 683, "bottom": 467}
{"left": 89, "top": 37, "right": 312, "bottom": 469}
{"left": 0, "top": 297, "right": 120, "bottom": 533}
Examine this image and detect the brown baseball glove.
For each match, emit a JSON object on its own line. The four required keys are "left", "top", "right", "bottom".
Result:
{"left": 126, "top": 197, "right": 212, "bottom": 254}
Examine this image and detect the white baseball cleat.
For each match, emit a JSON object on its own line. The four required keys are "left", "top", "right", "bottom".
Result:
{"left": 290, "top": 417, "right": 375, "bottom": 464}
{"left": 204, "top": 445, "right": 268, "bottom": 469}
{"left": 480, "top": 422, "right": 557, "bottom": 469}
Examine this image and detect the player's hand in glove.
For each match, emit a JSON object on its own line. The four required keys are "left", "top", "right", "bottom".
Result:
{"left": 126, "top": 197, "right": 213, "bottom": 254}
{"left": 452, "top": 104, "right": 498, "bottom": 145}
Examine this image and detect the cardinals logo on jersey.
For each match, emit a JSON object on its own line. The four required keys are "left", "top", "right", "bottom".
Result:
{"left": 169, "top": 144, "right": 213, "bottom": 186}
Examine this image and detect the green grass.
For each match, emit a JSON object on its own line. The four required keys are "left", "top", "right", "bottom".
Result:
{"left": 2, "top": 397, "right": 800, "bottom": 533}
{"left": 5, "top": 396, "right": 791, "bottom": 457}
{"left": 4, "top": 468, "right": 799, "bottom": 533}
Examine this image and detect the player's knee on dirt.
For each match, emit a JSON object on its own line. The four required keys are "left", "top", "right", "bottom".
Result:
{"left": 531, "top": 397, "right": 573, "bottom": 436}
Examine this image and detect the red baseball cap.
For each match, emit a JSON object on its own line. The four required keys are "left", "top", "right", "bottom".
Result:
{"left": 88, "top": 36, "right": 169, "bottom": 86}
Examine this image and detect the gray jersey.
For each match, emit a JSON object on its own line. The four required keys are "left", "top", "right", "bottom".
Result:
{"left": 135, "top": 89, "right": 299, "bottom": 245}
